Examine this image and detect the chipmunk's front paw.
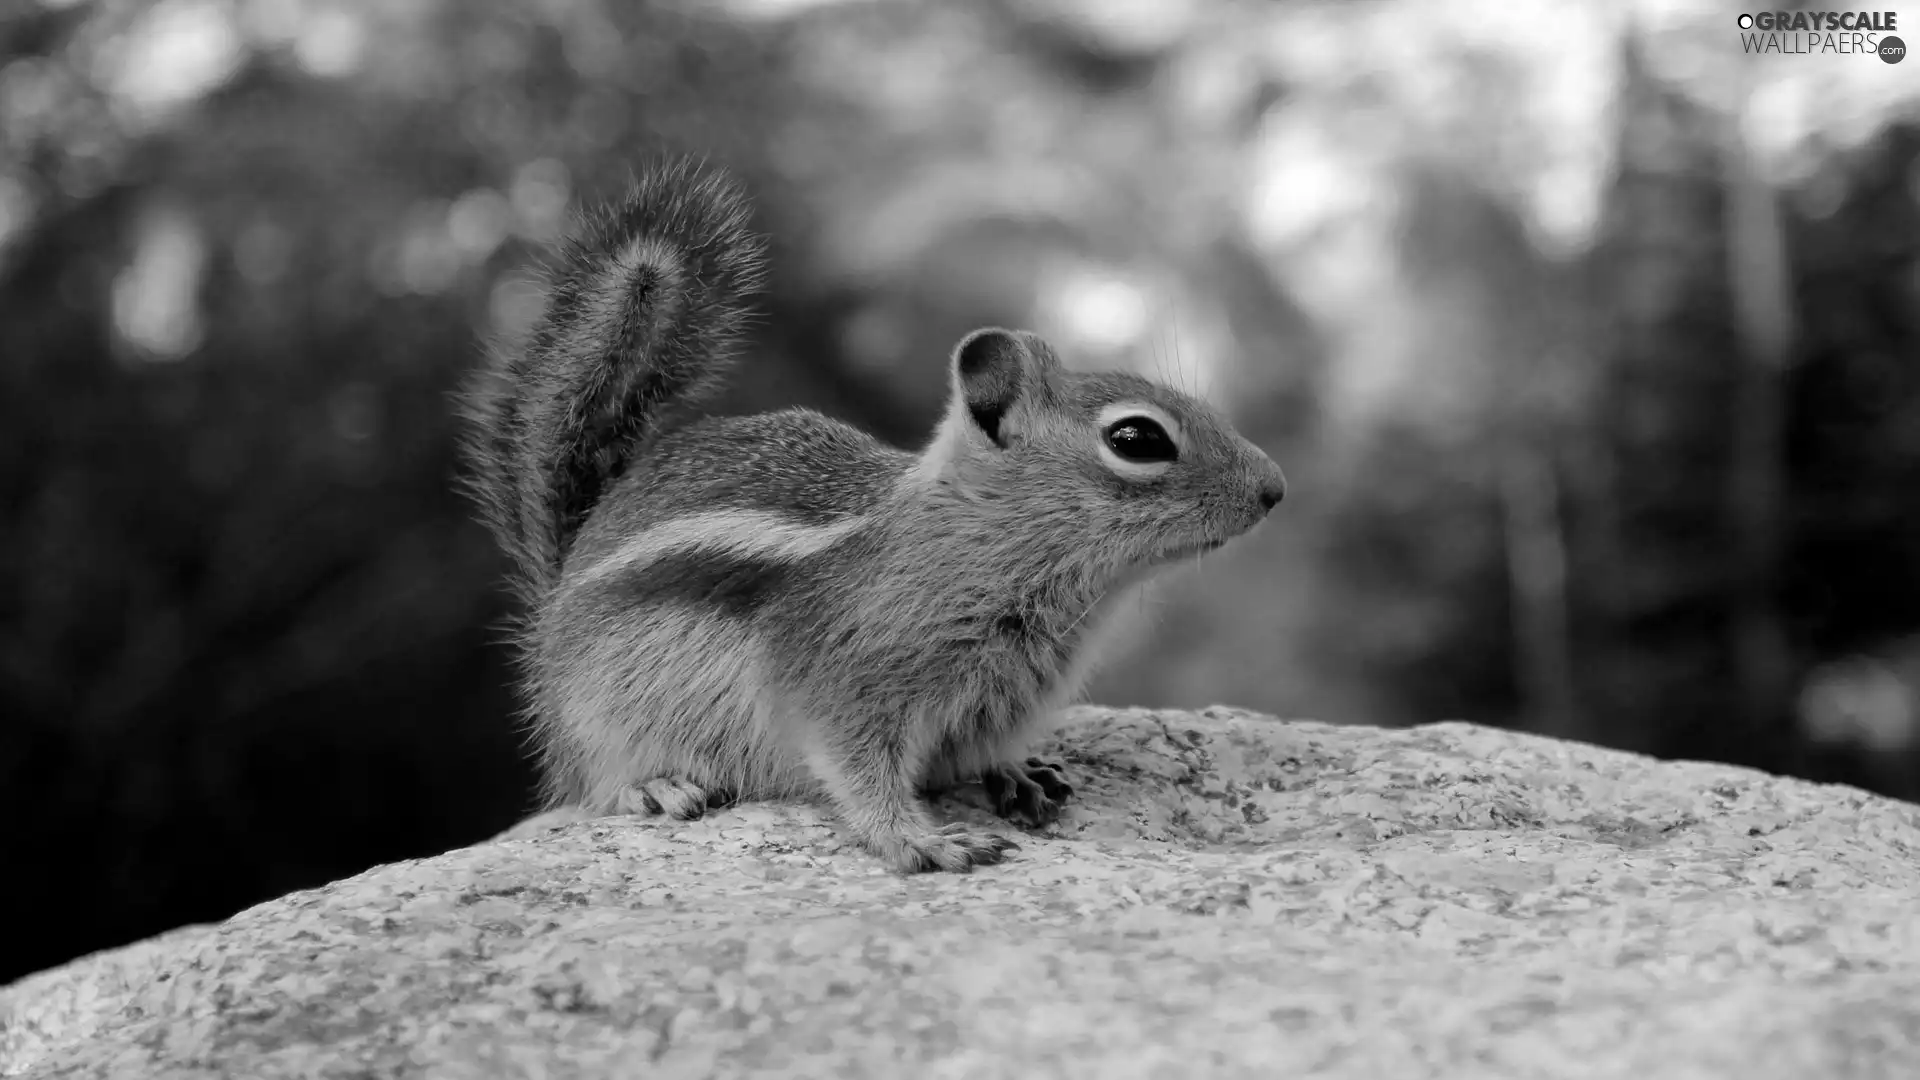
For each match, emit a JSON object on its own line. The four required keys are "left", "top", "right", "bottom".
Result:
{"left": 981, "top": 758, "right": 1074, "bottom": 827}
{"left": 883, "top": 823, "right": 1019, "bottom": 874}
{"left": 615, "top": 778, "right": 735, "bottom": 821}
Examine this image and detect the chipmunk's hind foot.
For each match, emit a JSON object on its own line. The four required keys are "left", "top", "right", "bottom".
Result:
{"left": 615, "top": 777, "right": 735, "bottom": 820}
{"left": 982, "top": 758, "right": 1074, "bottom": 827}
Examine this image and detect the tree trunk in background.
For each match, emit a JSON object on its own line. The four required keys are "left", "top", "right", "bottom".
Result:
{"left": 1581, "top": 31, "right": 1744, "bottom": 755}
{"left": 1500, "top": 412, "right": 1579, "bottom": 739}
{"left": 1722, "top": 88, "right": 1795, "bottom": 741}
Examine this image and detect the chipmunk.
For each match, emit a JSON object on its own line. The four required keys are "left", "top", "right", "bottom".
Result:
{"left": 459, "top": 158, "right": 1287, "bottom": 874}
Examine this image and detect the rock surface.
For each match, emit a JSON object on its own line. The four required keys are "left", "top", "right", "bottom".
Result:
{"left": 7, "top": 706, "right": 1920, "bottom": 1079}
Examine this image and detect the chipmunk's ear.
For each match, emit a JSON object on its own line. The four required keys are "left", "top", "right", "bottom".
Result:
{"left": 951, "top": 328, "right": 1059, "bottom": 448}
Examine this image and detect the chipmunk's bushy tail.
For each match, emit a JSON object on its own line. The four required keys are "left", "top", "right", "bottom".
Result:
{"left": 458, "top": 159, "right": 768, "bottom": 607}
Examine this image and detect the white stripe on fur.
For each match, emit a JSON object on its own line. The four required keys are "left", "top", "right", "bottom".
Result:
{"left": 568, "top": 509, "right": 869, "bottom": 593}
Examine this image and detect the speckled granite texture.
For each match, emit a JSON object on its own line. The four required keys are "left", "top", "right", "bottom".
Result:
{"left": 7, "top": 706, "right": 1920, "bottom": 1079}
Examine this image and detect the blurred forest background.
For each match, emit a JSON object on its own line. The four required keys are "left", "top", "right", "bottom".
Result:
{"left": 4, "top": 0, "right": 1919, "bottom": 982}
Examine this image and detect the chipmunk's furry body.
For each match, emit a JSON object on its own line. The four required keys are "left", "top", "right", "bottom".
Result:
{"left": 461, "top": 159, "right": 1287, "bottom": 873}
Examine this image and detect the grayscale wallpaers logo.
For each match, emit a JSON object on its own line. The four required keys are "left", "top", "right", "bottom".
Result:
{"left": 1737, "top": 10, "right": 1905, "bottom": 61}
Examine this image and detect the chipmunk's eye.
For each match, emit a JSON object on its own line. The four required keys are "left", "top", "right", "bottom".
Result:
{"left": 1103, "top": 417, "right": 1178, "bottom": 463}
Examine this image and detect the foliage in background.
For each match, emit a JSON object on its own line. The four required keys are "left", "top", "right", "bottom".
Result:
{"left": 2, "top": 0, "right": 1917, "bottom": 980}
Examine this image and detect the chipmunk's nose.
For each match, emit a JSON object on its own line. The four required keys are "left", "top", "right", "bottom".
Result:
{"left": 1256, "top": 463, "right": 1287, "bottom": 514}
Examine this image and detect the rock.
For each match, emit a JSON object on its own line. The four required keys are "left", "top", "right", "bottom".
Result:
{"left": 6, "top": 706, "right": 1920, "bottom": 1079}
